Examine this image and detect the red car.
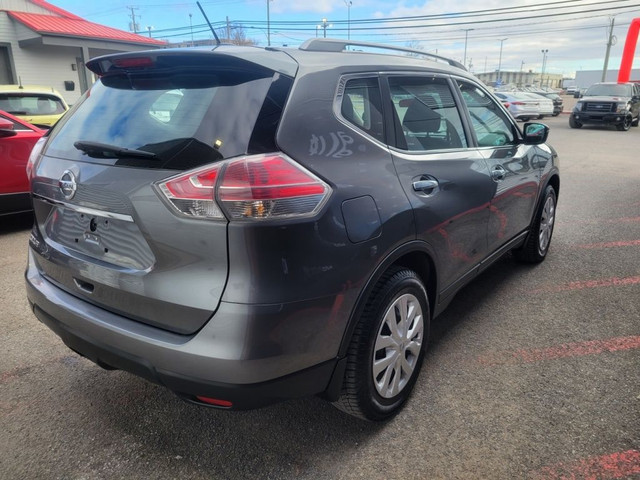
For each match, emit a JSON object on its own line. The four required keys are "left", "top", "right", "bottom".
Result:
{"left": 0, "top": 110, "right": 44, "bottom": 216}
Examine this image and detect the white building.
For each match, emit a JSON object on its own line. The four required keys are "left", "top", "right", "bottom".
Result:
{"left": 475, "top": 70, "right": 564, "bottom": 89}
{"left": 573, "top": 69, "right": 640, "bottom": 89}
{"left": 0, "top": 0, "right": 165, "bottom": 104}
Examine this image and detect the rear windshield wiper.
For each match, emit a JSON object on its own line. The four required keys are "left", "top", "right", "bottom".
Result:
{"left": 74, "top": 141, "right": 157, "bottom": 159}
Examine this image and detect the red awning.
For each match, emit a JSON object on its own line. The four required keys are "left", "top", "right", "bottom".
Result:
{"left": 8, "top": 11, "right": 166, "bottom": 46}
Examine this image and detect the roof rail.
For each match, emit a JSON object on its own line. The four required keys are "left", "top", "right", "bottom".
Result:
{"left": 299, "top": 38, "right": 466, "bottom": 71}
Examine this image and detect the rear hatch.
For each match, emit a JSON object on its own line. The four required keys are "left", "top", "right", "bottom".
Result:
{"left": 29, "top": 49, "right": 296, "bottom": 334}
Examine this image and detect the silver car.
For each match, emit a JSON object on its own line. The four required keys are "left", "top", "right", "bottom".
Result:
{"left": 494, "top": 92, "right": 543, "bottom": 121}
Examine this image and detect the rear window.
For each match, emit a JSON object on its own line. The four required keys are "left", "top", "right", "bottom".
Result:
{"left": 45, "top": 68, "right": 292, "bottom": 170}
{"left": 0, "top": 93, "right": 66, "bottom": 116}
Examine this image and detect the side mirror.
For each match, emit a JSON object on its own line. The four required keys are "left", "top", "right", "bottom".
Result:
{"left": 0, "top": 118, "right": 16, "bottom": 138}
{"left": 523, "top": 122, "right": 549, "bottom": 145}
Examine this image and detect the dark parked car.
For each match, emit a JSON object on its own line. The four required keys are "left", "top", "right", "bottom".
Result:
{"left": 25, "top": 39, "right": 559, "bottom": 421}
{"left": 530, "top": 90, "right": 563, "bottom": 116}
{"left": 0, "top": 110, "right": 45, "bottom": 216}
{"left": 570, "top": 82, "right": 640, "bottom": 131}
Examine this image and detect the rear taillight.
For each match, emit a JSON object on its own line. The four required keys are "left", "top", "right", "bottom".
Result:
{"left": 157, "top": 163, "right": 224, "bottom": 219}
{"left": 26, "top": 136, "right": 47, "bottom": 182}
{"left": 219, "top": 154, "right": 330, "bottom": 219}
{"left": 511, "top": 101, "right": 525, "bottom": 105}
{"left": 157, "top": 153, "right": 331, "bottom": 221}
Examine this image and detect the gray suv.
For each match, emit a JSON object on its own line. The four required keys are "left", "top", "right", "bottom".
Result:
{"left": 25, "top": 39, "right": 559, "bottom": 421}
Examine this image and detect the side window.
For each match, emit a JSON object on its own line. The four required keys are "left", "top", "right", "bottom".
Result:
{"left": 341, "top": 77, "right": 384, "bottom": 142}
{"left": 0, "top": 114, "right": 31, "bottom": 131}
{"left": 458, "top": 81, "right": 517, "bottom": 147}
{"left": 388, "top": 76, "right": 467, "bottom": 152}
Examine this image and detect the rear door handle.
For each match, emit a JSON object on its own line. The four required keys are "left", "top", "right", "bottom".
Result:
{"left": 412, "top": 179, "right": 439, "bottom": 193}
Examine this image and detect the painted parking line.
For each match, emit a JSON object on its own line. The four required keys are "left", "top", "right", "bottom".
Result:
{"left": 530, "top": 449, "right": 640, "bottom": 480}
{"left": 476, "top": 336, "right": 640, "bottom": 367}
{"left": 575, "top": 239, "right": 640, "bottom": 249}
{"left": 530, "top": 276, "right": 640, "bottom": 294}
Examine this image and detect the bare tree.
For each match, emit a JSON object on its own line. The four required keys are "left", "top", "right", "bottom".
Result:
{"left": 404, "top": 40, "right": 424, "bottom": 57}
{"left": 218, "top": 24, "right": 256, "bottom": 46}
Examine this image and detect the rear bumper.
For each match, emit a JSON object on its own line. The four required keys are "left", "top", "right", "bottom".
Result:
{"left": 512, "top": 111, "right": 539, "bottom": 119}
{"left": 0, "top": 192, "right": 32, "bottom": 216}
{"left": 25, "top": 249, "right": 343, "bottom": 409}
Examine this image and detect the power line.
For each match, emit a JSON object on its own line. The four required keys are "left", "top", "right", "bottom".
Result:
{"left": 147, "top": 1, "right": 638, "bottom": 48}
{"left": 232, "top": 0, "right": 635, "bottom": 25}
{"left": 235, "top": 4, "right": 639, "bottom": 31}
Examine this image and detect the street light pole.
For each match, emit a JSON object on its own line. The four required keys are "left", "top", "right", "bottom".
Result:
{"left": 189, "top": 13, "right": 193, "bottom": 46}
{"left": 497, "top": 38, "right": 507, "bottom": 86}
{"left": 540, "top": 49, "right": 548, "bottom": 87}
{"left": 462, "top": 28, "right": 474, "bottom": 69}
{"left": 344, "top": 0, "right": 352, "bottom": 40}
{"left": 319, "top": 18, "right": 331, "bottom": 38}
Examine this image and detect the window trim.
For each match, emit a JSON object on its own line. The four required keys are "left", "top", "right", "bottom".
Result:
{"left": 451, "top": 76, "right": 523, "bottom": 149}
{"left": 380, "top": 72, "right": 473, "bottom": 155}
{"left": 333, "top": 73, "right": 388, "bottom": 148}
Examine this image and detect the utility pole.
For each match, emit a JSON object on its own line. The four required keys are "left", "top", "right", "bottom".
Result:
{"left": 226, "top": 16, "right": 231, "bottom": 41}
{"left": 127, "top": 5, "right": 139, "bottom": 33}
{"left": 602, "top": 16, "right": 616, "bottom": 82}
{"left": 462, "top": 28, "right": 474, "bottom": 70}
{"left": 189, "top": 13, "right": 193, "bottom": 46}
{"left": 267, "top": 0, "right": 272, "bottom": 47}
{"left": 497, "top": 38, "right": 507, "bottom": 86}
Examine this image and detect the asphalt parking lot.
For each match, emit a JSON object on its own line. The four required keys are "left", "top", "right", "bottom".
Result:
{"left": 1, "top": 113, "right": 638, "bottom": 479}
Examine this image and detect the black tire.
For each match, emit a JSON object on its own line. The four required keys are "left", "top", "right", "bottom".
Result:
{"left": 333, "top": 268, "right": 430, "bottom": 421}
{"left": 616, "top": 116, "right": 631, "bottom": 131}
{"left": 515, "top": 185, "right": 557, "bottom": 264}
{"left": 569, "top": 116, "right": 582, "bottom": 129}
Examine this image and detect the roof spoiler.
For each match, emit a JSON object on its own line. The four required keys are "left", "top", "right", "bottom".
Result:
{"left": 299, "top": 38, "right": 466, "bottom": 71}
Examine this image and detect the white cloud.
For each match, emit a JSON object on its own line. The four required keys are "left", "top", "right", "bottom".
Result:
{"left": 353, "top": 0, "right": 640, "bottom": 77}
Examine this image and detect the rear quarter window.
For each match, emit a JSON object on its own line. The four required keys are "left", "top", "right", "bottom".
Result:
{"left": 340, "top": 77, "right": 385, "bottom": 143}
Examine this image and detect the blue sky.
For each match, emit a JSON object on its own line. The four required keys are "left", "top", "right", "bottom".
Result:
{"left": 48, "top": 0, "right": 640, "bottom": 78}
